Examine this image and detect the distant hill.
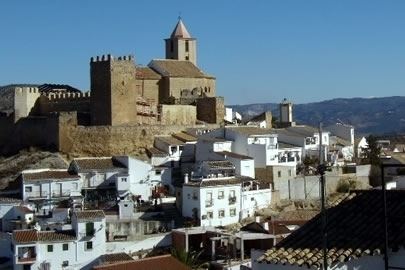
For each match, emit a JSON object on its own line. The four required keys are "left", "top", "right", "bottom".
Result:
{"left": 230, "top": 96, "right": 405, "bottom": 135}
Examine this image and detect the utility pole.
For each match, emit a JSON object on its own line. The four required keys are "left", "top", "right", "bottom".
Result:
{"left": 318, "top": 123, "right": 328, "bottom": 270}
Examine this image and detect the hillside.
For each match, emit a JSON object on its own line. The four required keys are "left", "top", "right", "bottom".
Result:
{"left": 0, "top": 150, "right": 68, "bottom": 189}
{"left": 231, "top": 96, "right": 405, "bottom": 135}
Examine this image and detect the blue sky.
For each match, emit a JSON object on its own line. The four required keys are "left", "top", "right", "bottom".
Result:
{"left": 1, "top": 1, "right": 404, "bottom": 105}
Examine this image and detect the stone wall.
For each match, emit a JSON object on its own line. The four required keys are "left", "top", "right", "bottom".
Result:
{"left": 196, "top": 96, "right": 225, "bottom": 124}
{"left": 159, "top": 105, "right": 196, "bottom": 125}
{"left": 13, "top": 87, "right": 41, "bottom": 122}
{"left": 161, "top": 77, "right": 215, "bottom": 103}
{"left": 90, "top": 55, "right": 137, "bottom": 126}
{"left": 36, "top": 92, "right": 90, "bottom": 115}
{"left": 136, "top": 78, "right": 160, "bottom": 104}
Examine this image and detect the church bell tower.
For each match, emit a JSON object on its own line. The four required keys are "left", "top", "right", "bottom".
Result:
{"left": 165, "top": 18, "right": 197, "bottom": 65}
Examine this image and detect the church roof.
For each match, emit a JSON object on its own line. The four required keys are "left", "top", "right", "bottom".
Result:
{"left": 170, "top": 19, "right": 192, "bottom": 39}
{"left": 136, "top": 67, "right": 161, "bottom": 80}
{"left": 148, "top": 59, "right": 214, "bottom": 79}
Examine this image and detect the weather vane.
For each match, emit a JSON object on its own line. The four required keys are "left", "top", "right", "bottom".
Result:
{"left": 178, "top": 11, "right": 182, "bottom": 20}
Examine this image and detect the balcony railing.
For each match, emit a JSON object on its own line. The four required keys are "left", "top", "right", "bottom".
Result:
{"left": 17, "top": 253, "right": 36, "bottom": 264}
{"left": 229, "top": 197, "right": 237, "bottom": 205}
{"left": 205, "top": 200, "right": 213, "bottom": 207}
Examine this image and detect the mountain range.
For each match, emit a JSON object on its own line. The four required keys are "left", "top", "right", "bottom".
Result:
{"left": 230, "top": 96, "right": 405, "bottom": 136}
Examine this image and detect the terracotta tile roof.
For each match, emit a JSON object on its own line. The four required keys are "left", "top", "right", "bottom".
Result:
{"left": 136, "top": 67, "right": 161, "bottom": 80}
{"left": 184, "top": 176, "right": 252, "bottom": 187}
{"left": 256, "top": 190, "right": 405, "bottom": 268}
{"left": 73, "top": 157, "right": 126, "bottom": 172}
{"left": 155, "top": 136, "right": 184, "bottom": 146}
{"left": 147, "top": 147, "right": 168, "bottom": 157}
{"left": 22, "top": 170, "right": 80, "bottom": 182}
{"left": 74, "top": 210, "right": 105, "bottom": 221}
{"left": 98, "top": 253, "right": 134, "bottom": 265}
{"left": 93, "top": 254, "right": 191, "bottom": 270}
{"left": 0, "top": 197, "right": 22, "bottom": 203}
{"left": 228, "top": 127, "right": 276, "bottom": 136}
{"left": 216, "top": 151, "right": 253, "bottom": 160}
{"left": 278, "top": 141, "right": 301, "bottom": 149}
{"left": 15, "top": 206, "right": 34, "bottom": 214}
{"left": 13, "top": 230, "right": 76, "bottom": 244}
{"left": 170, "top": 19, "right": 192, "bottom": 39}
{"left": 149, "top": 59, "right": 213, "bottom": 78}
{"left": 204, "top": 160, "right": 235, "bottom": 170}
{"left": 172, "top": 132, "right": 197, "bottom": 143}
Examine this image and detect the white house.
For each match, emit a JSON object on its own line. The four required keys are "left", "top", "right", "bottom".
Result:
{"left": 275, "top": 125, "right": 330, "bottom": 160}
{"left": 182, "top": 160, "right": 271, "bottom": 227}
{"left": 224, "top": 127, "right": 279, "bottom": 168}
{"left": 356, "top": 136, "right": 368, "bottom": 158}
{"left": 12, "top": 210, "right": 106, "bottom": 270}
{"left": 195, "top": 137, "right": 233, "bottom": 162}
{"left": 113, "top": 156, "right": 171, "bottom": 201}
{"left": 20, "top": 169, "right": 82, "bottom": 214}
{"left": 277, "top": 142, "right": 302, "bottom": 167}
{"left": 69, "top": 157, "right": 127, "bottom": 189}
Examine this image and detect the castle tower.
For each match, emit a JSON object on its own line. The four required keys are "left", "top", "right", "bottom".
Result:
{"left": 90, "top": 55, "right": 137, "bottom": 126}
{"left": 165, "top": 18, "right": 197, "bottom": 65}
{"left": 279, "top": 98, "right": 295, "bottom": 127}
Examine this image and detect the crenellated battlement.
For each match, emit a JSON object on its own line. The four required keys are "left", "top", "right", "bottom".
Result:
{"left": 45, "top": 91, "right": 91, "bottom": 101}
{"left": 14, "top": 87, "right": 40, "bottom": 96}
{"left": 90, "top": 54, "right": 134, "bottom": 63}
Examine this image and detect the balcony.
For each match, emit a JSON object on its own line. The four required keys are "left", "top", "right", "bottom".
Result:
{"left": 229, "top": 197, "right": 237, "bottom": 205}
{"left": 205, "top": 200, "right": 213, "bottom": 207}
{"left": 16, "top": 247, "right": 36, "bottom": 264}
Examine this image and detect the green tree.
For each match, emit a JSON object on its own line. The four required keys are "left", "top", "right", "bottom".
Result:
{"left": 171, "top": 248, "right": 203, "bottom": 268}
{"left": 365, "top": 135, "right": 381, "bottom": 165}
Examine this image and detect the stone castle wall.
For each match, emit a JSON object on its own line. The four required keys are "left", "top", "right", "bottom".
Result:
{"left": 36, "top": 92, "right": 91, "bottom": 115}
{"left": 14, "top": 87, "right": 41, "bottom": 122}
{"left": 196, "top": 96, "right": 225, "bottom": 124}
{"left": 159, "top": 105, "right": 196, "bottom": 125}
{"left": 0, "top": 111, "right": 218, "bottom": 157}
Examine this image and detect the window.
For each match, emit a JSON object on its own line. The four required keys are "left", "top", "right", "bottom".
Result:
{"left": 25, "top": 186, "right": 32, "bottom": 192}
{"left": 207, "top": 211, "right": 213, "bottom": 219}
{"left": 86, "top": 222, "right": 94, "bottom": 237}
{"left": 85, "top": 241, "right": 93, "bottom": 251}
{"left": 218, "top": 191, "right": 224, "bottom": 199}
{"left": 185, "top": 56, "right": 189, "bottom": 60}
{"left": 170, "top": 40, "right": 174, "bottom": 52}
{"left": 63, "top": 243, "right": 69, "bottom": 251}
{"left": 62, "top": 261, "right": 69, "bottom": 267}
{"left": 288, "top": 170, "right": 292, "bottom": 177}
{"left": 185, "top": 40, "right": 189, "bottom": 52}
{"left": 121, "top": 177, "right": 127, "bottom": 182}
{"left": 47, "top": 245, "right": 53, "bottom": 252}
{"left": 218, "top": 210, "right": 225, "bottom": 218}
{"left": 192, "top": 190, "right": 198, "bottom": 200}
{"left": 230, "top": 208, "right": 236, "bottom": 217}
{"left": 155, "top": 170, "right": 162, "bottom": 175}
{"left": 278, "top": 171, "right": 282, "bottom": 178}
{"left": 229, "top": 190, "right": 235, "bottom": 198}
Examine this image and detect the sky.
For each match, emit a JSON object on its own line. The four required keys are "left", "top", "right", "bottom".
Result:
{"left": 1, "top": 1, "right": 405, "bottom": 105}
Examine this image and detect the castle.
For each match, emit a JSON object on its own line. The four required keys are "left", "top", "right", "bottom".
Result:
{"left": 0, "top": 19, "right": 223, "bottom": 156}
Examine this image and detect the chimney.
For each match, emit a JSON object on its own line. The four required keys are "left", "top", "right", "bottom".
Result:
{"left": 184, "top": 173, "right": 189, "bottom": 184}
{"left": 263, "top": 222, "right": 269, "bottom": 231}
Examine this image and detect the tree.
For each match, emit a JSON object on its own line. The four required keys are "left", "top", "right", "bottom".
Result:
{"left": 171, "top": 248, "right": 203, "bottom": 268}
{"left": 364, "top": 135, "right": 381, "bottom": 165}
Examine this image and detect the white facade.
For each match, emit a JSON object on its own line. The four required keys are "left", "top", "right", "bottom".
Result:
{"left": 195, "top": 137, "right": 233, "bottom": 162}
{"left": 182, "top": 180, "right": 241, "bottom": 227}
{"left": 13, "top": 210, "right": 106, "bottom": 270}
{"left": 224, "top": 128, "right": 279, "bottom": 168}
{"left": 21, "top": 169, "right": 82, "bottom": 202}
